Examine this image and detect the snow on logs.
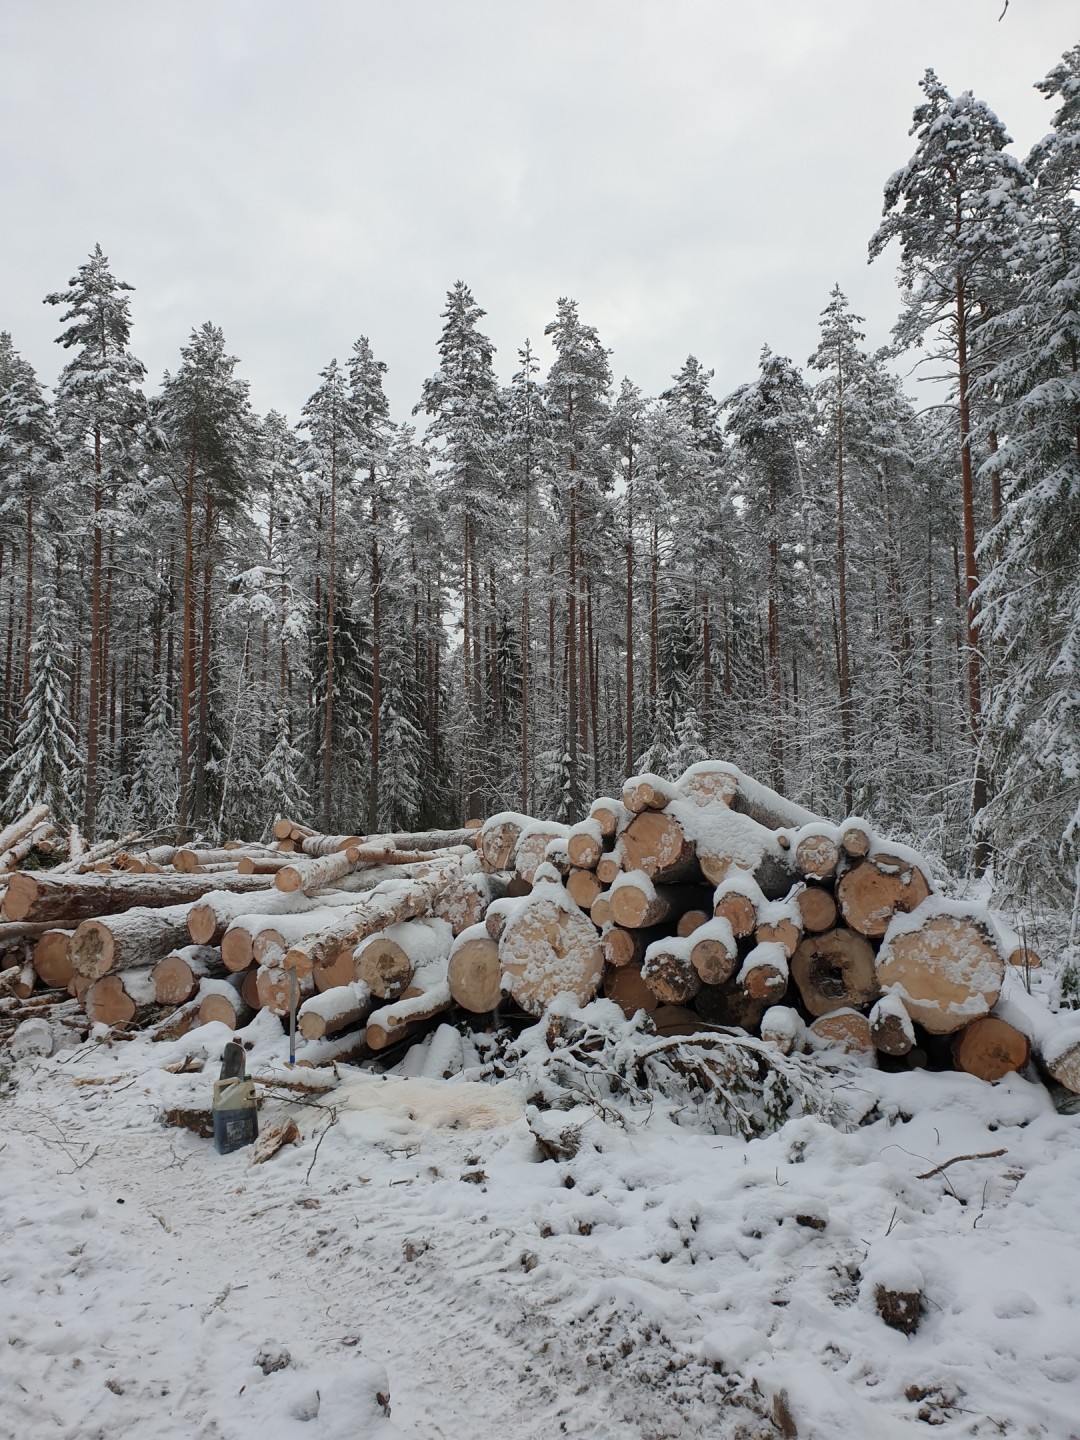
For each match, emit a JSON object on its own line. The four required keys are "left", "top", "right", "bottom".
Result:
{"left": 4, "top": 781, "right": 1072, "bottom": 1098}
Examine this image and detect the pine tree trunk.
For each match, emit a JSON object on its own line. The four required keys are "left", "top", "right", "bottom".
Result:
{"left": 369, "top": 493, "right": 381, "bottom": 830}
{"left": 179, "top": 432, "right": 196, "bottom": 833}
{"left": 85, "top": 427, "right": 105, "bottom": 838}
{"left": 322, "top": 433, "right": 337, "bottom": 831}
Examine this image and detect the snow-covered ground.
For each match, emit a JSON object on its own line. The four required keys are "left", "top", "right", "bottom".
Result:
{"left": 3, "top": 1007, "right": 1080, "bottom": 1440}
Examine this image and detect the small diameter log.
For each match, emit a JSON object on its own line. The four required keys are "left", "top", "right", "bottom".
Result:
{"left": 595, "top": 840, "right": 627, "bottom": 887}
{"left": 566, "top": 867, "right": 603, "bottom": 912}
{"left": 236, "top": 855, "right": 292, "bottom": 875}
{"left": 31, "top": 929, "right": 74, "bottom": 989}
{"left": 499, "top": 891, "right": 603, "bottom": 1015}
{"left": 621, "top": 810, "right": 699, "bottom": 883}
{"left": 600, "top": 922, "right": 666, "bottom": 970}
{"left": 737, "top": 941, "right": 789, "bottom": 1003}
{"left": 951, "top": 1016, "right": 1030, "bottom": 1081}
{"left": 355, "top": 917, "right": 453, "bottom": 1001}
{"left": 688, "top": 918, "right": 739, "bottom": 986}
{"left": 676, "top": 799, "right": 798, "bottom": 898}
{"left": 603, "top": 962, "right": 658, "bottom": 1018}
{"left": 875, "top": 902, "right": 1005, "bottom": 1035}
{"left": 754, "top": 898, "right": 803, "bottom": 958}
{"left": 2, "top": 870, "right": 273, "bottom": 927}
{"left": 567, "top": 819, "right": 606, "bottom": 871}
{"left": 839, "top": 819, "right": 872, "bottom": 858}
{"left": 836, "top": 851, "right": 932, "bottom": 939}
{"left": 712, "top": 875, "right": 763, "bottom": 938}
{"left": 361, "top": 828, "right": 478, "bottom": 854}
{"left": 622, "top": 772, "right": 678, "bottom": 813}
{"left": 869, "top": 992, "right": 915, "bottom": 1057}
{"left": 641, "top": 935, "right": 700, "bottom": 1004}
{"left": 515, "top": 822, "right": 570, "bottom": 886}
{"left": 151, "top": 945, "right": 223, "bottom": 1005}
{"left": 71, "top": 905, "right": 195, "bottom": 981}
{"left": 298, "top": 979, "right": 373, "bottom": 1040}
{"left": 676, "top": 909, "right": 710, "bottom": 938}
{"left": 250, "top": 907, "right": 351, "bottom": 967}
{"left": 84, "top": 968, "right": 158, "bottom": 1026}
{"left": 1007, "top": 946, "right": 1041, "bottom": 970}
{"left": 791, "top": 927, "right": 877, "bottom": 1017}
{"left": 590, "top": 893, "right": 614, "bottom": 928}
{"left": 992, "top": 974, "right": 1080, "bottom": 1094}
{"left": 760, "top": 1006, "right": 806, "bottom": 1055}
{"left": 589, "top": 797, "right": 631, "bottom": 838}
{"left": 796, "top": 885, "right": 838, "bottom": 934}
{"left": 198, "top": 976, "right": 253, "bottom": 1030}
{"left": 273, "top": 817, "right": 306, "bottom": 839}
{"left": 275, "top": 850, "right": 355, "bottom": 895}
{"left": 809, "top": 1008, "right": 877, "bottom": 1062}
{"left": 0, "top": 803, "right": 50, "bottom": 857}
{"left": 240, "top": 966, "right": 262, "bottom": 1009}
{"left": 433, "top": 871, "right": 511, "bottom": 937}
{"left": 609, "top": 871, "right": 699, "bottom": 930}
{"left": 298, "top": 832, "right": 363, "bottom": 857}
{"left": 175, "top": 847, "right": 261, "bottom": 873}
{"left": 288, "top": 859, "right": 464, "bottom": 972}
{"left": 446, "top": 925, "right": 503, "bottom": 1013}
{"left": 650, "top": 1004, "right": 716, "bottom": 1038}
{"left": 365, "top": 982, "right": 453, "bottom": 1051}
{"left": 478, "top": 812, "right": 533, "bottom": 871}
{"left": 793, "top": 826, "right": 842, "bottom": 883}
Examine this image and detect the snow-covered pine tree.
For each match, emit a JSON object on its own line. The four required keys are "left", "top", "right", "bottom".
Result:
{"left": 2, "top": 592, "right": 82, "bottom": 826}
{"left": 45, "top": 245, "right": 147, "bottom": 837}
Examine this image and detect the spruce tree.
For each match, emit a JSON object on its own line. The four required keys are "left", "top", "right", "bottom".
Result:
{"left": 3, "top": 594, "right": 81, "bottom": 825}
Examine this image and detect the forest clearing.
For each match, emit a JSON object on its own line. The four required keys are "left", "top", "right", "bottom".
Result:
{"left": 3, "top": 8, "right": 1080, "bottom": 1439}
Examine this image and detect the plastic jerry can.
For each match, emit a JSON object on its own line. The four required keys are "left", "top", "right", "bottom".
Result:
{"left": 212, "top": 1040, "right": 259, "bottom": 1154}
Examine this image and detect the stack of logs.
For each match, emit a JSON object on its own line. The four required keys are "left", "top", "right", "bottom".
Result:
{"left": 1, "top": 765, "right": 1077, "bottom": 1099}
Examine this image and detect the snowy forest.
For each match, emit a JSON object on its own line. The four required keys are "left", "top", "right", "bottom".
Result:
{"left": 0, "top": 51, "right": 1077, "bottom": 930}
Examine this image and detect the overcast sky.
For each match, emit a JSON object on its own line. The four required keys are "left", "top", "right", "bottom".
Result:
{"left": 2, "top": 1, "right": 1076, "bottom": 422}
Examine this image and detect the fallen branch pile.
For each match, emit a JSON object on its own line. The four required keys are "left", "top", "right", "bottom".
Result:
{"left": 1, "top": 769, "right": 1077, "bottom": 1101}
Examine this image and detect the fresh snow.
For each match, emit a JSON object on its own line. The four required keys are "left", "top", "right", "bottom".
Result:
{"left": 2, "top": 1008, "right": 1080, "bottom": 1439}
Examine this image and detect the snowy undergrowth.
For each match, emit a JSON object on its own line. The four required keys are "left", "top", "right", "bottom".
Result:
{"left": 2, "top": 1008, "right": 1080, "bottom": 1439}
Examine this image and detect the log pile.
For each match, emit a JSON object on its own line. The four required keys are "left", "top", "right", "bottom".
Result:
{"left": 0, "top": 774, "right": 1076, "bottom": 1102}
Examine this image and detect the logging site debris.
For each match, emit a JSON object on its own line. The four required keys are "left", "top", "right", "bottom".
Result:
{"left": 2, "top": 760, "right": 1079, "bottom": 1439}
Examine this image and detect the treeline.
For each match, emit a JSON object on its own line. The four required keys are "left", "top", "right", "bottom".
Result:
{"left": 0, "top": 51, "right": 1077, "bottom": 921}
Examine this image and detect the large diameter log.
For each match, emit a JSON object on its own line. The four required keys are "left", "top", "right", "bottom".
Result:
{"left": 355, "top": 917, "right": 453, "bottom": 1001}
{"left": 603, "top": 963, "right": 658, "bottom": 1018}
{"left": 256, "top": 963, "right": 315, "bottom": 1016}
{"left": 2, "top": 870, "right": 273, "bottom": 926}
{"left": 447, "top": 925, "right": 503, "bottom": 1013}
{"left": 836, "top": 852, "right": 933, "bottom": 939}
{"left": 71, "top": 905, "right": 196, "bottom": 981}
{"left": 433, "top": 872, "right": 511, "bottom": 937}
{"left": 515, "top": 822, "right": 570, "bottom": 886}
{"left": 674, "top": 761, "right": 739, "bottom": 808}
{"left": 84, "top": 968, "right": 157, "bottom": 1026}
{"left": 31, "top": 929, "right": 74, "bottom": 989}
{"left": 313, "top": 946, "right": 360, "bottom": 992}
{"left": 875, "top": 903, "right": 1005, "bottom": 1035}
{"left": 992, "top": 974, "right": 1080, "bottom": 1094}
{"left": 151, "top": 945, "right": 223, "bottom": 1004}
{"left": 609, "top": 872, "right": 700, "bottom": 930}
{"left": 498, "top": 893, "right": 603, "bottom": 1014}
{"left": 951, "top": 1016, "right": 1030, "bottom": 1081}
{"left": 478, "top": 812, "right": 533, "bottom": 872}
{"left": 791, "top": 927, "right": 877, "bottom": 1017}
{"left": 641, "top": 936, "right": 700, "bottom": 1004}
{"left": 298, "top": 979, "right": 373, "bottom": 1040}
{"left": 694, "top": 978, "right": 769, "bottom": 1032}
{"left": 669, "top": 798, "right": 797, "bottom": 898}
{"left": 621, "top": 810, "right": 698, "bottom": 883}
